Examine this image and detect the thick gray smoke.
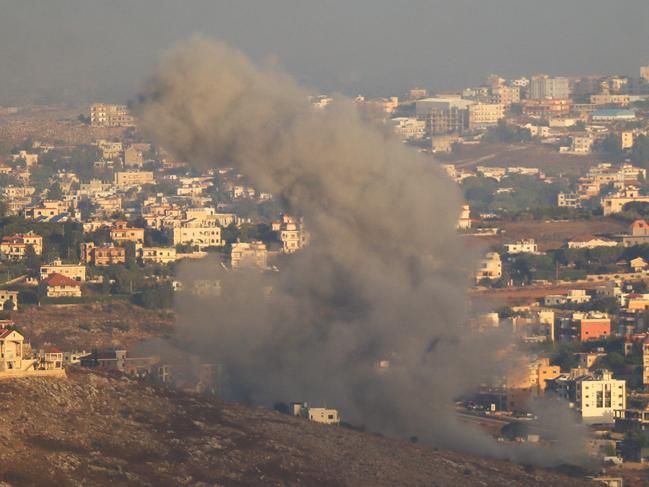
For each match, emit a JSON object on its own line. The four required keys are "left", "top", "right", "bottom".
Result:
{"left": 136, "top": 36, "right": 588, "bottom": 466}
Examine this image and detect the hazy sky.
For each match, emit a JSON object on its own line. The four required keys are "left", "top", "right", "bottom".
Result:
{"left": 1, "top": 0, "right": 649, "bottom": 104}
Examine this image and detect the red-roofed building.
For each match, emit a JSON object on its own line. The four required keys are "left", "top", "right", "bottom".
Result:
{"left": 40, "top": 272, "right": 82, "bottom": 298}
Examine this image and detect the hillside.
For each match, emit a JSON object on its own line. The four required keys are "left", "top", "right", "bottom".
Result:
{"left": 0, "top": 369, "right": 596, "bottom": 486}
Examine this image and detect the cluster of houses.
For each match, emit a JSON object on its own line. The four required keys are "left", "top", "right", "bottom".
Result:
{"left": 0, "top": 321, "right": 65, "bottom": 379}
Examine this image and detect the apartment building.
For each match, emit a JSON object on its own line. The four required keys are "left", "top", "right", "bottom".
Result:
{"left": 557, "top": 192, "right": 581, "bottom": 208}
{"left": 590, "top": 94, "right": 630, "bottom": 106}
{"left": 569, "top": 135, "right": 594, "bottom": 155}
{"left": 529, "top": 75, "right": 570, "bottom": 100}
{"left": 114, "top": 171, "right": 155, "bottom": 188}
{"left": 390, "top": 117, "right": 426, "bottom": 140}
{"left": 522, "top": 99, "right": 571, "bottom": 118}
{"left": 0, "top": 232, "right": 43, "bottom": 260}
{"left": 24, "top": 200, "right": 69, "bottom": 220}
{"left": 504, "top": 239, "right": 538, "bottom": 254}
{"left": 139, "top": 247, "right": 177, "bottom": 264}
{"left": 172, "top": 220, "right": 223, "bottom": 249}
{"left": 468, "top": 103, "right": 504, "bottom": 128}
{"left": 491, "top": 85, "right": 520, "bottom": 106}
{"left": 552, "top": 369, "right": 625, "bottom": 424}
{"left": 110, "top": 221, "right": 145, "bottom": 246}
{"left": 231, "top": 241, "right": 268, "bottom": 270}
{"left": 80, "top": 243, "right": 126, "bottom": 266}
{"left": 96, "top": 140, "right": 123, "bottom": 160}
{"left": 273, "top": 215, "right": 309, "bottom": 253}
{"left": 90, "top": 103, "right": 135, "bottom": 127}
{"left": 602, "top": 187, "right": 649, "bottom": 215}
{"left": 124, "top": 143, "right": 151, "bottom": 167}
{"left": 40, "top": 259, "right": 86, "bottom": 282}
{"left": 475, "top": 252, "right": 502, "bottom": 282}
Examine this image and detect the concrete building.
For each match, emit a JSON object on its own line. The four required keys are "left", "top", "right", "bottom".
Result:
{"left": 475, "top": 252, "right": 502, "bottom": 282}
{"left": 273, "top": 215, "right": 309, "bottom": 253}
{"left": 590, "top": 94, "right": 630, "bottom": 106}
{"left": 549, "top": 369, "right": 626, "bottom": 424}
{"left": 505, "top": 239, "right": 538, "bottom": 254}
{"left": 124, "top": 144, "right": 151, "bottom": 167}
{"left": 623, "top": 219, "right": 649, "bottom": 246}
{"left": 291, "top": 403, "right": 341, "bottom": 425}
{"left": 0, "top": 291, "right": 18, "bottom": 311}
{"left": 172, "top": 221, "right": 223, "bottom": 249}
{"left": 557, "top": 192, "right": 581, "bottom": 208}
{"left": 139, "top": 247, "right": 177, "bottom": 264}
{"left": 602, "top": 187, "right": 649, "bottom": 215}
{"left": 90, "top": 104, "right": 135, "bottom": 127}
{"left": 591, "top": 109, "right": 636, "bottom": 123}
{"left": 308, "top": 408, "right": 341, "bottom": 425}
{"left": 40, "top": 259, "right": 86, "bottom": 282}
{"left": 641, "top": 64, "right": 649, "bottom": 84}
{"left": 110, "top": 221, "right": 145, "bottom": 246}
{"left": 24, "top": 200, "right": 69, "bottom": 220}
{"left": 415, "top": 97, "right": 474, "bottom": 115}
{"left": 457, "top": 204, "right": 471, "bottom": 230}
{"left": 569, "top": 135, "right": 593, "bottom": 155}
{"left": 621, "top": 131, "right": 635, "bottom": 150}
{"left": 522, "top": 99, "right": 571, "bottom": 118}
{"left": 0, "top": 232, "right": 43, "bottom": 260}
{"left": 491, "top": 85, "right": 520, "bottom": 106}
{"left": 468, "top": 103, "right": 504, "bottom": 128}
{"left": 96, "top": 140, "right": 123, "bottom": 160}
{"left": 575, "top": 313, "right": 611, "bottom": 341}
{"left": 40, "top": 273, "right": 82, "bottom": 298}
{"left": 0, "top": 329, "right": 24, "bottom": 372}
{"left": 567, "top": 236, "right": 618, "bottom": 249}
{"left": 389, "top": 117, "right": 426, "bottom": 140}
{"left": 231, "top": 241, "right": 268, "bottom": 270}
{"left": 81, "top": 243, "right": 126, "bottom": 266}
{"left": 530, "top": 75, "right": 570, "bottom": 100}
{"left": 11, "top": 150, "right": 38, "bottom": 167}
{"left": 114, "top": 171, "right": 155, "bottom": 188}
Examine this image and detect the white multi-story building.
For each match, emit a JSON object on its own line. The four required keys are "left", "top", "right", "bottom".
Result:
{"left": 530, "top": 75, "right": 570, "bottom": 100}
{"left": 457, "top": 204, "right": 471, "bottom": 230}
{"left": 550, "top": 369, "right": 626, "bottom": 424}
{"left": 475, "top": 252, "right": 502, "bottom": 282}
{"left": 273, "top": 215, "right": 309, "bottom": 253}
{"left": 576, "top": 371, "right": 626, "bottom": 424}
{"left": 505, "top": 239, "right": 538, "bottom": 254}
{"left": 172, "top": 221, "right": 223, "bottom": 249}
{"left": 139, "top": 247, "right": 177, "bottom": 264}
{"left": 90, "top": 104, "right": 135, "bottom": 127}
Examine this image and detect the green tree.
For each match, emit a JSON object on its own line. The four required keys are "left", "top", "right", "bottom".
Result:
{"left": 631, "top": 135, "right": 649, "bottom": 169}
{"left": 24, "top": 244, "right": 41, "bottom": 271}
{"left": 48, "top": 183, "right": 64, "bottom": 200}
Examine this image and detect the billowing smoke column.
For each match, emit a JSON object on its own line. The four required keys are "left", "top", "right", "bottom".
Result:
{"left": 136, "top": 36, "right": 587, "bottom": 465}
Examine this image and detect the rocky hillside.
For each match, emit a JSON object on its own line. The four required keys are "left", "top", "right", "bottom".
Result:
{"left": 0, "top": 369, "right": 595, "bottom": 487}
{"left": 12, "top": 301, "right": 174, "bottom": 350}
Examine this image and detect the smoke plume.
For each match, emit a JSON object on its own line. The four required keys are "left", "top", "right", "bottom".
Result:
{"left": 136, "top": 36, "right": 587, "bottom": 465}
